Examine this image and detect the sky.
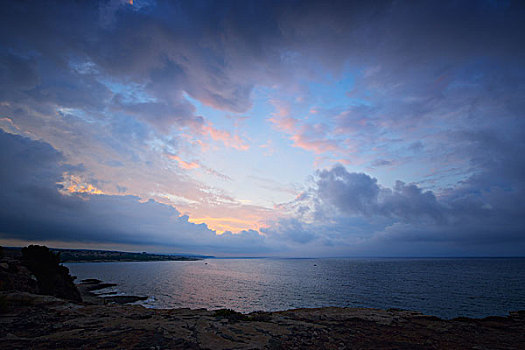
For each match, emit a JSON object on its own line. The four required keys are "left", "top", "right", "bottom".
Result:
{"left": 1, "top": 0, "right": 524, "bottom": 257}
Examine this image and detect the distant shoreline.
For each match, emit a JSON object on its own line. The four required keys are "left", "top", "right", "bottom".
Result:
{"left": 64, "top": 259, "right": 201, "bottom": 263}
{"left": 2, "top": 246, "right": 206, "bottom": 263}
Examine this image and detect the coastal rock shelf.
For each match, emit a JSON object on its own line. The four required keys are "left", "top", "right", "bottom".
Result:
{"left": 77, "top": 279, "right": 149, "bottom": 305}
{"left": 1, "top": 291, "right": 524, "bottom": 349}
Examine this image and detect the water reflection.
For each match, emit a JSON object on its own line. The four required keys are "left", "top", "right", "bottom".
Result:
{"left": 67, "top": 258, "right": 525, "bottom": 319}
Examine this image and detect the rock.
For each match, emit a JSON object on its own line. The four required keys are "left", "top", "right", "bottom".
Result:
{"left": 0, "top": 301, "right": 516, "bottom": 349}
{"left": 105, "top": 295, "right": 148, "bottom": 304}
{"left": 85, "top": 283, "right": 118, "bottom": 291}
{"left": 76, "top": 278, "right": 149, "bottom": 306}
{"left": 1, "top": 291, "right": 70, "bottom": 307}
{"left": 0, "top": 257, "right": 39, "bottom": 294}
{"left": 78, "top": 279, "right": 117, "bottom": 292}
{"left": 80, "top": 278, "right": 102, "bottom": 284}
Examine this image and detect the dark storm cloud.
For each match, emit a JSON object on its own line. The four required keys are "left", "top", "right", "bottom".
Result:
{"left": 275, "top": 160, "right": 525, "bottom": 255}
{"left": 0, "top": 131, "right": 269, "bottom": 253}
{"left": 307, "top": 165, "right": 445, "bottom": 223}
{"left": 0, "top": 54, "right": 39, "bottom": 91}
{"left": 1, "top": 0, "right": 523, "bottom": 150}
{"left": 3, "top": 1, "right": 522, "bottom": 122}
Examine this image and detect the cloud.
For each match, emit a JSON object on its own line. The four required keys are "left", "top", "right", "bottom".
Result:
{"left": 0, "top": 0, "right": 263, "bottom": 152}
{"left": 296, "top": 165, "right": 445, "bottom": 223}
{"left": 2, "top": 0, "right": 523, "bottom": 168}
{"left": 1, "top": 1, "right": 525, "bottom": 257}
{"left": 267, "top": 162, "right": 525, "bottom": 256}
{"left": 165, "top": 153, "right": 200, "bottom": 170}
{"left": 315, "top": 167, "right": 381, "bottom": 217}
{"left": 0, "top": 130, "right": 269, "bottom": 254}
{"left": 1, "top": 118, "right": 524, "bottom": 256}
{"left": 370, "top": 159, "right": 392, "bottom": 168}
{"left": 200, "top": 123, "right": 249, "bottom": 151}
{"left": 269, "top": 114, "right": 343, "bottom": 155}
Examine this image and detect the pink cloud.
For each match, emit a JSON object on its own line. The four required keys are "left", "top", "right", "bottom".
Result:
{"left": 290, "top": 133, "right": 339, "bottom": 154}
{"left": 268, "top": 116, "right": 298, "bottom": 133}
{"left": 165, "top": 154, "right": 200, "bottom": 170}
{"left": 269, "top": 99, "right": 344, "bottom": 155}
{"left": 269, "top": 99, "right": 291, "bottom": 118}
{"left": 165, "top": 153, "right": 232, "bottom": 180}
{"left": 270, "top": 116, "right": 343, "bottom": 155}
{"left": 200, "top": 123, "right": 249, "bottom": 151}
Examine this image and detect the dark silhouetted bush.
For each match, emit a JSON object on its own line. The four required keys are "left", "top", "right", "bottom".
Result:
{"left": 22, "top": 245, "right": 81, "bottom": 302}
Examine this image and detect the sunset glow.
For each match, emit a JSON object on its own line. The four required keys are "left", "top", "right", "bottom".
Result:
{"left": 188, "top": 217, "right": 263, "bottom": 234}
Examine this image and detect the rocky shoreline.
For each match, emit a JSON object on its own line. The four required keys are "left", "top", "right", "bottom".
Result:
{"left": 1, "top": 246, "right": 525, "bottom": 349}
{"left": 1, "top": 286, "right": 525, "bottom": 349}
{"left": 77, "top": 278, "right": 149, "bottom": 305}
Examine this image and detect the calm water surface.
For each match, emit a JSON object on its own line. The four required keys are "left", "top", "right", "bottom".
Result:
{"left": 66, "top": 258, "right": 525, "bottom": 319}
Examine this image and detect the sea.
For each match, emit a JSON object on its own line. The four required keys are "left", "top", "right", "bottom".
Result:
{"left": 66, "top": 258, "right": 525, "bottom": 319}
